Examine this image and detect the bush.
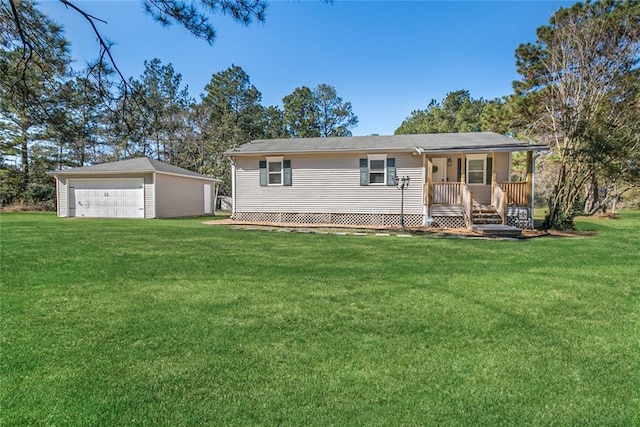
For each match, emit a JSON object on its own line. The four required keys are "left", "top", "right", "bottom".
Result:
{"left": 24, "top": 183, "right": 55, "bottom": 204}
{"left": 1, "top": 199, "right": 55, "bottom": 212}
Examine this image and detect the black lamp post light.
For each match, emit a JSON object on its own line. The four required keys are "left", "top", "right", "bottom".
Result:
{"left": 395, "top": 175, "right": 410, "bottom": 228}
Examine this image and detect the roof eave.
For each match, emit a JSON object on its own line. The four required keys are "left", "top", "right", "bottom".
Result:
{"left": 225, "top": 144, "right": 548, "bottom": 156}
{"left": 48, "top": 169, "right": 220, "bottom": 182}
{"left": 48, "top": 169, "right": 155, "bottom": 176}
{"left": 225, "top": 147, "right": 418, "bottom": 156}
{"left": 420, "top": 144, "right": 549, "bottom": 154}
{"left": 155, "top": 170, "right": 221, "bottom": 182}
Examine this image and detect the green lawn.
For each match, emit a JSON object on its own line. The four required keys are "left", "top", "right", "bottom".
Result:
{"left": 1, "top": 212, "right": 639, "bottom": 426}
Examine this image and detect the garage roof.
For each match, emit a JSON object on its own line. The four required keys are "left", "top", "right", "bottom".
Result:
{"left": 225, "top": 132, "right": 547, "bottom": 156}
{"left": 49, "top": 157, "right": 220, "bottom": 182}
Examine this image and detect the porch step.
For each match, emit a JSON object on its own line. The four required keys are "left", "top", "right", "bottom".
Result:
{"left": 472, "top": 208, "right": 502, "bottom": 225}
{"left": 471, "top": 224, "right": 523, "bottom": 238}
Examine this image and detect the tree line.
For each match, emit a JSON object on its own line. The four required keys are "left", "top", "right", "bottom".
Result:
{"left": 1, "top": 2, "right": 358, "bottom": 201}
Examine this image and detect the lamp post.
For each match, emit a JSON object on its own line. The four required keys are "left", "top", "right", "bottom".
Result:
{"left": 396, "top": 176, "right": 410, "bottom": 228}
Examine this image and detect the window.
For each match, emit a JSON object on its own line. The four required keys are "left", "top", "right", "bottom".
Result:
{"left": 359, "top": 155, "right": 396, "bottom": 186}
{"left": 267, "top": 158, "right": 282, "bottom": 185}
{"left": 260, "top": 157, "right": 291, "bottom": 187}
{"left": 369, "top": 160, "right": 385, "bottom": 184}
{"left": 466, "top": 155, "right": 486, "bottom": 184}
{"left": 368, "top": 155, "right": 387, "bottom": 185}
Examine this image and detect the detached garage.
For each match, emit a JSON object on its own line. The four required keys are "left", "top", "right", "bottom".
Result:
{"left": 50, "top": 157, "right": 220, "bottom": 218}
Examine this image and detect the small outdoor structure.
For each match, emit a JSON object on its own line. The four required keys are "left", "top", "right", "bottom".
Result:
{"left": 225, "top": 132, "right": 547, "bottom": 229}
{"left": 50, "top": 157, "right": 220, "bottom": 218}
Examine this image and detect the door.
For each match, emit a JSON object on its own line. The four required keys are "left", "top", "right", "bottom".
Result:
{"left": 69, "top": 179, "right": 144, "bottom": 218}
{"left": 432, "top": 158, "right": 447, "bottom": 183}
{"left": 431, "top": 158, "right": 452, "bottom": 204}
{"left": 204, "top": 184, "right": 212, "bottom": 214}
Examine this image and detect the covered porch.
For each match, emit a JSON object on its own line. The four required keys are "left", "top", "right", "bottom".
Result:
{"left": 422, "top": 151, "right": 535, "bottom": 229}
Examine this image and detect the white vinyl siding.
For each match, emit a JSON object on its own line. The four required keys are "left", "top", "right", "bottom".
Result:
{"left": 495, "top": 152, "right": 510, "bottom": 182}
{"left": 155, "top": 174, "right": 210, "bottom": 218}
{"left": 57, "top": 177, "right": 68, "bottom": 217}
{"left": 235, "top": 153, "right": 423, "bottom": 215}
{"left": 144, "top": 175, "right": 155, "bottom": 218}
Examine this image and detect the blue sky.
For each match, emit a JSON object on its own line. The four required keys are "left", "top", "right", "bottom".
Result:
{"left": 40, "top": 0, "right": 573, "bottom": 136}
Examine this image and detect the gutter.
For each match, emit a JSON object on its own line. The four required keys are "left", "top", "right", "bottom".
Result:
{"left": 224, "top": 145, "right": 548, "bottom": 157}
{"left": 47, "top": 169, "right": 220, "bottom": 182}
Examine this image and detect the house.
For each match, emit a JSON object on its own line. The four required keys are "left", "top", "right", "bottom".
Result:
{"left": 49, "top": 157, "right": 220, "bottom": 218}
{"left": 225, "top": 132, "right": 547, "bottom": 229}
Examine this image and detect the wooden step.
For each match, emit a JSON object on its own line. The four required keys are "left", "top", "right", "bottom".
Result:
{"left": 472, "top": 208, "right": 502, "bottom": 225}
{"left": 473, "top": 217, "right": 502, "bottom": 225}
{"left": 471, "top": 224, "right": 522, "bottom": 238}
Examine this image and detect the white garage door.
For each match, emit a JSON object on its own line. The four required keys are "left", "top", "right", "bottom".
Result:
{"left": 69, "top": 179, "right": 144, "bottom": 218}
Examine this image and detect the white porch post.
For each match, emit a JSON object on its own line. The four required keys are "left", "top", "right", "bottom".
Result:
{"left": 231, "top": 157, "right": 236, "bottom": 216}
{"left": 529, "top": 151, "right": 535, "bottom": 227}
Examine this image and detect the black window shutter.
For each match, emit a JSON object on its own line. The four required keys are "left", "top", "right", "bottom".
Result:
{"left": 486, "top": 157, "right": 493, "bottom": 185}
{"left": 456, "top": 158, "right": 462, "bottom": 182}
{"left": 359, "top": 158, "right": 369, "bottom": 186}
{"left": 259, "top": 160, "right": 267, "bottom": 186}
{"left": 283, "top": 159, "right": 292, "bottom": 186}
{"left": 386, "top": 157, "right": 396, "bottom": 186}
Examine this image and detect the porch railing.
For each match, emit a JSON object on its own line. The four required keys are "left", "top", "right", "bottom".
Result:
{"left": 499, "top": 181, "right": 528, "bottom": 206}
{"left": 432, "top": 182, "right": 461, "bottom": 205}
{"left": 461, "top": 183, "right": 473, "bottom": 228}
{"left": 493, "top": 183, "right": 507, "bottom": 225}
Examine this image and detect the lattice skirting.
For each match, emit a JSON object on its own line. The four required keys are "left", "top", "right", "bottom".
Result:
{"left": 232, "top": 212, "right": 425, "bottom": 227}
{"left": 506, "top": 207, "right": 533, "bottom": 229}
{"left": 430, "top": 215, "right": 466, "bottom": 229}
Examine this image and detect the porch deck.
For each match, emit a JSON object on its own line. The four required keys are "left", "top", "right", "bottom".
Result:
{"left": 471, "top": 224, "right": 523, "bottom": 238}
{"left": 425, "top": 181, "right": 532, "bottom": 229}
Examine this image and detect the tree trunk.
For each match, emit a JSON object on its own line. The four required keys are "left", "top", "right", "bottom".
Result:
{"left": 19, "top": 118, "right": 29, "bottom": 194}
{"left": 542, "top": 156, "right": 590, "bottom": 230}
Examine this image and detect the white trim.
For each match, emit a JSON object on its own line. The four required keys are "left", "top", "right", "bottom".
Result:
{"left": 204, "top": 183, "right": 212, "bottom": 214}
{"left": 266, "top": 156, "right": 284, "bottom": 186}
{"left": 530, "top": 155, "right": 536, "bottom": 225}
{"left": 55, "top": 175, "right": 61, "bottom": 217}
{"left": 466, "top": 154, "right": 487, "bottom": 185}
{"left": 231, "top": 159, "right": 236, "bottom": 215}
{"left": 53, "top": 170, "right": 219, "bottom": 182}
{"left": 226, "top": 145, "right": 547, "bottom": 157}
{"left": 154, "top": 171, "right": 220, "bottom": 182}
{"left": 152, "top": 172, "right": 157, "bottom": 219}
{"left": 367, "top": 154, "right": 387, "bottom": 185}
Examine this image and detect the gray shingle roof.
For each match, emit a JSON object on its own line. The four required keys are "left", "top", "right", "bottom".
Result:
{"left": 50, "top": 157, "right": 220, "bottom": 181}
{"left": 225, "top": 132, "right": 547, "bottom": 155}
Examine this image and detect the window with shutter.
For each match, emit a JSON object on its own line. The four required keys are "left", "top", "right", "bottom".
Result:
{"left": 367, "top": 154, "right": 388, "bottom": 185}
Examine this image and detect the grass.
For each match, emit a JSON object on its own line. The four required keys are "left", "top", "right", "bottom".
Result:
{"left": 1, "top": 212, "right": 639, "bottom": 426}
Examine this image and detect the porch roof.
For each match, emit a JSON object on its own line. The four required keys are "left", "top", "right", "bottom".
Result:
{"left": 225, "top": 132, "right": 547, "bottom": 156}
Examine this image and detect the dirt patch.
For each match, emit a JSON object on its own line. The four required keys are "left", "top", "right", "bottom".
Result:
{"left": 596, "top": 212, "right": 620, "bottom": 220}
{"left": 201, "top": 218, "right": 571, "bottom": 239}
